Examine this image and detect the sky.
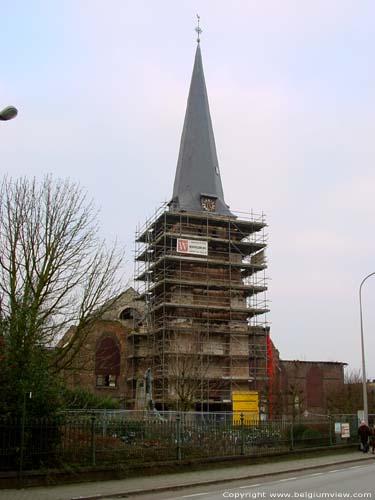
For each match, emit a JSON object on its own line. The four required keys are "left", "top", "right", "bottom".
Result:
{"left": 1, "top": 0, "right": 375, "bottom": 377}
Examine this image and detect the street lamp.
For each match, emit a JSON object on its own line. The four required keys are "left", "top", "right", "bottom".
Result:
{"left": 359, "top": 271, "right": 375, "bottom": 424}
{"left": 0, "top": 106, "right": 18, "bottom": 121}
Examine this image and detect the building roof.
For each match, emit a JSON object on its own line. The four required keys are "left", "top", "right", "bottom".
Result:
{"left": 170, "top": 43, "right": 232, "bottom": 216}
{"left": 281, "top": 359, "right": 347, "bottom": 366}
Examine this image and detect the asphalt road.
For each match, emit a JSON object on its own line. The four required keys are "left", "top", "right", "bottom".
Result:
{"left": 124, "top": 463, "right": 375, "bottom": 500}
{"left": 1, "top": 452, "right": 372, "bottom": 500}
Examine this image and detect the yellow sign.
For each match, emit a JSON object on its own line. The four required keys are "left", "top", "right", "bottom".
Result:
{"left": 232, "top": 391, "right": 259, "bottom": 424}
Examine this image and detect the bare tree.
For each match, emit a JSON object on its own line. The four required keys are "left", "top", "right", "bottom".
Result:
{"left": 344, "top": 368, "right": 362, "bottom": 384}
{"left": 166, "top": 337, "right": 220, "bottom": 411}
{"left": 168, "top": 353, "right": 207, "bottom": 411}
{"left": 0, "top": 176, "right": 124, "bottom": 415}
{"left": 286, "top": 384, "right": 305, "bottom": 422}
{"left": 326, "top": 368, "right": 375, "bottom": 414}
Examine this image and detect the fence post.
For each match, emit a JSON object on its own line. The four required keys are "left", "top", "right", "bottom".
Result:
{"left": 18, "top": 392, "right": 27, "bottom": 488}
{"left": 176, "top": 413, "right": 182, "bottom": 461}
{"left": 328, "top": 416, "right": 333, "bottom": 446}
{"left": 18, "top": 391, "right": 32, "bottom": 488}
{"left": 240, "top": 413, "right": 245, "bottom": 455}
{"left": 90, "top": 413, "right": 96, "bottom": 466}
{"left": 290, "top": 421, "right": 294, "bottom": 450}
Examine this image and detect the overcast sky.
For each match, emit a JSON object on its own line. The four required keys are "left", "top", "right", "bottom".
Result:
{"left": 2, "top": 1, "right": 375, "bottom": 377}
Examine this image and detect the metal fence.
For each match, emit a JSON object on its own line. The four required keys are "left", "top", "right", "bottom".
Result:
{"left": 0, "top": 411, "right": 361, "bottom": 473}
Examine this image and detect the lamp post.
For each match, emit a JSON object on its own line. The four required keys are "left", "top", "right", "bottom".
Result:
{"left": 0, "top": 105, "right": 18, "bottom": 121}
{"left": 359, "top": 272, "right": 375, "bottom": 424}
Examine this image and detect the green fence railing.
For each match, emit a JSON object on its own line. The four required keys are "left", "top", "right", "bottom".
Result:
{"left": 0, "top": 411, "right": 360, "bottom": 473}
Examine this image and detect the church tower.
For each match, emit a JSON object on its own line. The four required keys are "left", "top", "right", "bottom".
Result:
{"left": 129, "top": 30, "right": 269, "bottom": 412}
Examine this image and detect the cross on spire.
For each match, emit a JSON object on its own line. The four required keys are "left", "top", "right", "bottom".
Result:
{"left": 195, "top": 14, "right": 202, "bottom": 43}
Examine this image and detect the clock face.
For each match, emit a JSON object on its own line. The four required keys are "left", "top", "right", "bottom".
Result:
{"left": 201, "top": 197, "right": 216, "bottom": 212}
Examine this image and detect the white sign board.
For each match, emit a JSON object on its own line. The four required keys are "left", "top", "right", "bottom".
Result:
{"left": 334, "top": 422, "right": 341, "bottom": 434}
{"left": 177, "top": 238, "right": 208, "bottom": 256}
{"left": 357, "top": 410, "right": 365, "bottom": 424}
{"left": 341, "top": 423, "right": 350, "bottom": 438}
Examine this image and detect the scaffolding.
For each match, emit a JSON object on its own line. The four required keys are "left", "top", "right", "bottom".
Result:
{"left": 128, "top": 203, "right": 270, "bottom": 411}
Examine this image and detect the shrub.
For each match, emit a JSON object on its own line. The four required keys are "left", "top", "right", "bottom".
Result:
{"left": 61, "top": 386, "right": 121, "bottom": 410}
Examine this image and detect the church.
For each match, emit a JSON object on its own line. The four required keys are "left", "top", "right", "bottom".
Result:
{"left": 129, "top": 37, "right": 269, "bottom": 413}
{"left": 60, "top": 31, "right": 345, "bottom": 417}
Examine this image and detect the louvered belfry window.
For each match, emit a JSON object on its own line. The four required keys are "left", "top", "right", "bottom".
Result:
{"left": 95, "top": 337, "right": 120, "bottom": 387}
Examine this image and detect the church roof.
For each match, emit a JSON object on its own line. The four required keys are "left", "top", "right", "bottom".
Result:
{"left": 170, "top": 43, "right": 232, "bottom": 216}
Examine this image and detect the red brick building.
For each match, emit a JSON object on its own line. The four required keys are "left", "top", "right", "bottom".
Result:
{"left": 273, "top": 358, "right": 346, "bottom": 418}
{"left": 59, "top": 288, "right": 143, "bottom": 406}
{"left": 60, "top": 300, "right": 345, "bottom": 415}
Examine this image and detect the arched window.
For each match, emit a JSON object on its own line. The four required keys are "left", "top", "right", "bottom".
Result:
{"left": 95, "top": 336, "right": 120, "bottom": 388}
{"left": 119, "top": 307, "right": 140, "bottom": 321}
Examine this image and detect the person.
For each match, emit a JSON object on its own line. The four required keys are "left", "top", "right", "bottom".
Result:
{"left": 358, "top": 420, "right": 371, "bottom": 453}
{"left": 370, "top": 424, "right": 375, "bottom": 454}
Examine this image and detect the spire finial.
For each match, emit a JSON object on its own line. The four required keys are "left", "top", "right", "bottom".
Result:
{"left": 195, "top": 14, "right": 202, "bottom": 44}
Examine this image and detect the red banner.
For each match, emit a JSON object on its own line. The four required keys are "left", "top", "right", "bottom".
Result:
{"left": 266, "top": 329, "right": 273, "bottom": 419}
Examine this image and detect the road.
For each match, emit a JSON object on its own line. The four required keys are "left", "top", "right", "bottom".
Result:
{"left": 122, "top": 463, "right": 374, "bottom": 500}
{"left": 0, "top": 453, "right": 372, "bottom": 500}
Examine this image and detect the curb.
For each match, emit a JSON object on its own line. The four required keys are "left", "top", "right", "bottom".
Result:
{"left": 71, "top": 455, "right": 375, "bottom": 500}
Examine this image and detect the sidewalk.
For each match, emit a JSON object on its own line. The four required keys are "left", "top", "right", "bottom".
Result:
{"left": 1, "top": 451, "right": 374, "bottom": 500}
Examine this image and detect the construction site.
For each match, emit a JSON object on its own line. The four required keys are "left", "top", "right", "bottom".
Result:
{"left": 127, "top": 203, "right": 270, "bottom": 412}
{"left": 57, "top": 33, "right": 346, "bottom": 420}
{"left": 124, "top": 34, "right": 273, "bottom": 414}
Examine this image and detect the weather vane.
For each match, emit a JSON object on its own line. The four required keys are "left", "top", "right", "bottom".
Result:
{"left": 195, "top": 14, "right": 202, "bottom": 43}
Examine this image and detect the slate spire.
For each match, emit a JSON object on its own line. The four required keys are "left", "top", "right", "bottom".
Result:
{"left": 170, "top": 42, "right": 232, "bottom": 216}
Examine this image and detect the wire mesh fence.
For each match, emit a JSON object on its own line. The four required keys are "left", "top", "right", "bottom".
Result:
{"left": 0, "top": 411, "right": 363, "bottom": 472}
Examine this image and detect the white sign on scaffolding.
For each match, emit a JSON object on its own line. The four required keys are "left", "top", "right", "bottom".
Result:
{"left": 177, "top": 238, "right": 208, "bottom": 256}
